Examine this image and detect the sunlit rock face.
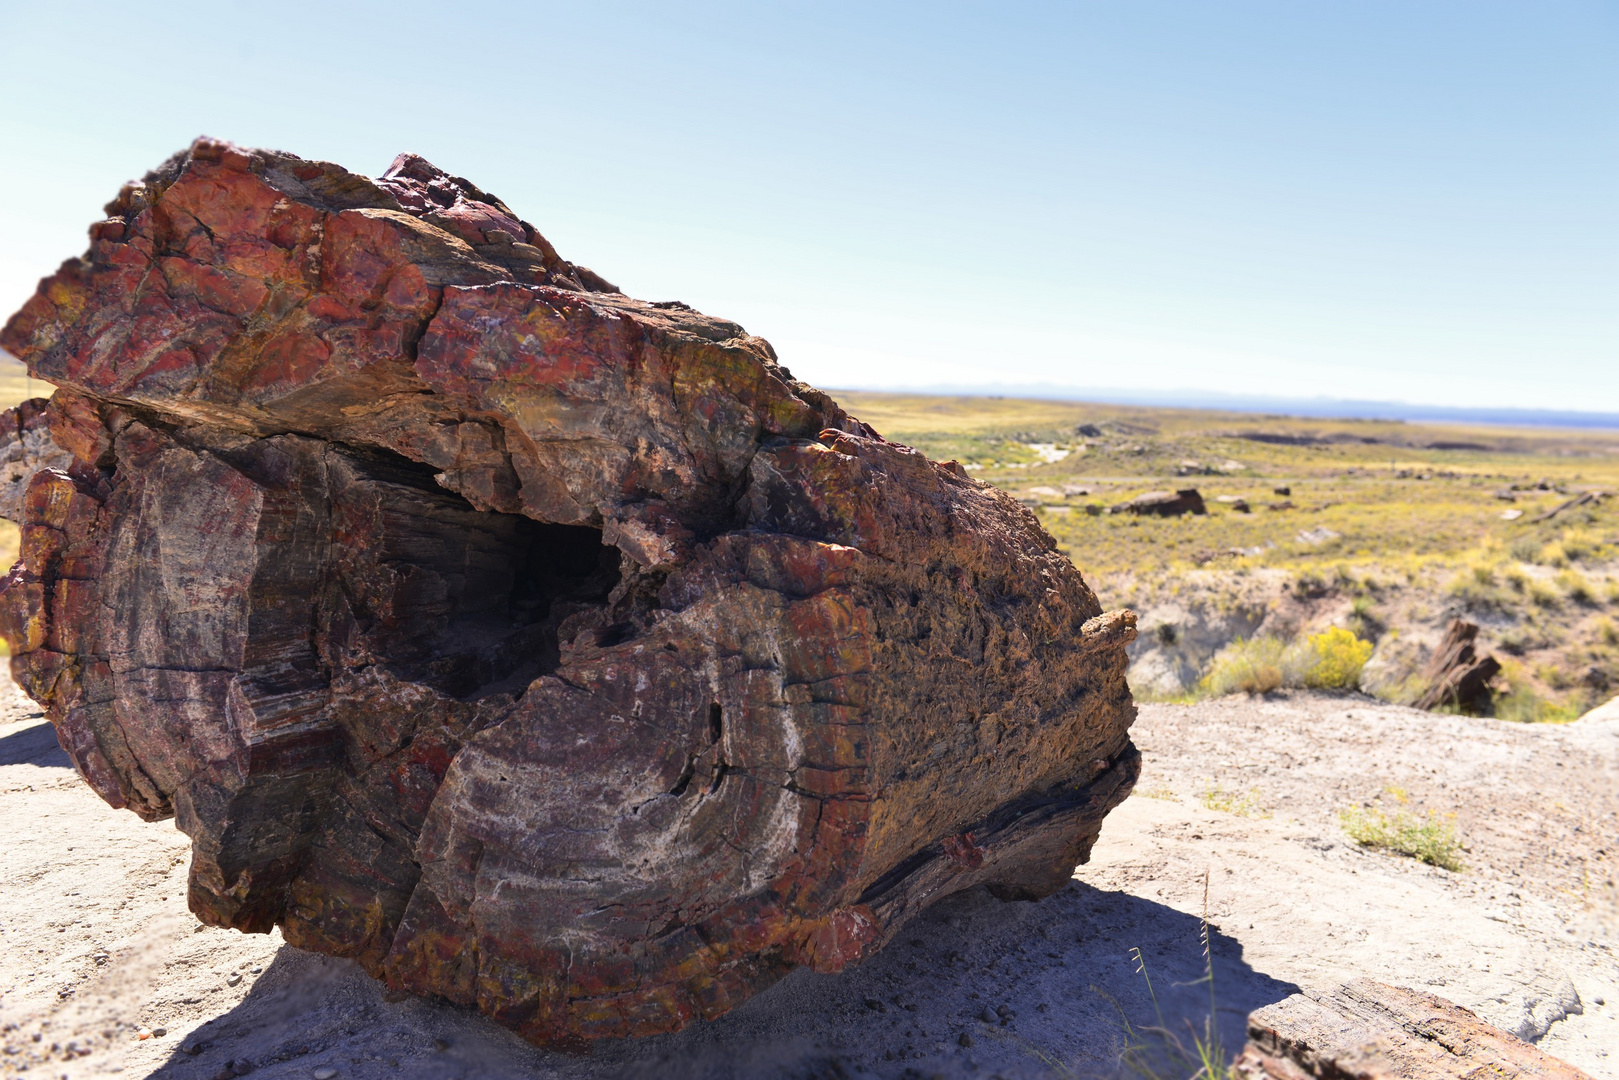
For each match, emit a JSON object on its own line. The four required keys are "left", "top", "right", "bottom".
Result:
{"left": 0, "top": 139, "right": 1137, "bottom": 1047}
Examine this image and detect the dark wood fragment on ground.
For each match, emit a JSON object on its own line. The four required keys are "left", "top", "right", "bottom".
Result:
{"left": 1233, "top": 978, "right": 1594, "bottom": 1079}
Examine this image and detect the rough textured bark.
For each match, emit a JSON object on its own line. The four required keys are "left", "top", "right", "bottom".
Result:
{"left": 0, "top": 139, "right": 1138, "bottom": 1047}
{"left": 1234, "top": 979, "right": 1595, "bottom": 1079}
{"left": 1414, "top": 619, "right": 1500, "bottom": 713}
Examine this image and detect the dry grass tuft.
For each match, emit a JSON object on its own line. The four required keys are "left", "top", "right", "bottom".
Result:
{"left": 1198, "top": 782, "right": 1270, "bottom": 818}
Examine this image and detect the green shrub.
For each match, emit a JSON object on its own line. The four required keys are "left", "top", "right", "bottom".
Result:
{"left": 1199, "top": 637, "right": 1285, "bottom": 696}
{"left": 1559, "top": 529, "right": 1600, "bottom": 563}
{"left": 1301, "top": 627, "right": 1375, "bottom": 689}
{"left": 1493, "top": 684, "right": 1585, "bottom": 724}
{"left": 1528, "top": 579, "right": 1562, "bottom": 607}
{"left": 1508, "top": 537, "right": 1540, "bottom": 562}
{"left": 1346, "top": 595, "right": 1384, "bottom": 641}
{"left": 1199, "top": 627, "right": 1374, "bottom": 695}
{"left": 1446, "top": 566, "right": 1506, "bottom": 611}
{"left": 1535, "top": 662, "right": 1577, "bottom": 691}
{"left": 1540, "top": 541, "right": 1570, "bottom": 568}
{"left": 1340, "top": 792, "right": 1464, "bottom": 871}
{"left": 1556, "top": 570, "right": 1596, "bottom": 606}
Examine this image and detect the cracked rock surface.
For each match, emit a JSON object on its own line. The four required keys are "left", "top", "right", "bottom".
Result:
{"left": 0, "top": 139, "right": 1137, "bottom": 1047}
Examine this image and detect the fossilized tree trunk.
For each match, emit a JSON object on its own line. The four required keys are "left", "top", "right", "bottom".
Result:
{"left": 1235, "top": 979, "right": 1595, "bottom": 1079}
{"left": 1415, "top": 619, "right": 1500, "bottom": 713}
{"left": 0, "top": 139, "right": 1138, "bottom": 1046}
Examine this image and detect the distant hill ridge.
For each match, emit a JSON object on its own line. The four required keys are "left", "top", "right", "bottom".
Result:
{"left": 831, "top": 381, "right": 1619, "bottom": 431}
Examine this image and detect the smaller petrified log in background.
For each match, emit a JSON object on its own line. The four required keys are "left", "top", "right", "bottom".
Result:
{"left": 1109, "top": 488, "right": 1208, "bottom": 517}
{"left": 1414, "top": 619, "right": 1501, "bottom": 714}
{"left": 1234, "top": 978, "right": 1595, "bottom": 1079}
{"left": 1531, "top": 490, "right": 1607, "bottom": 524}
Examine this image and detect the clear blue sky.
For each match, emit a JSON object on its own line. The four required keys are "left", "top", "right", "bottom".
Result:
{"left": 2, "top": 2, "right": 1614, "bottom": 409}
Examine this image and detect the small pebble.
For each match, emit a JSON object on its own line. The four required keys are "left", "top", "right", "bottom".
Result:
{"left": 153, "top": 1028, "right": 167, "bottom": 1037}
{"left": 250, "top": 966, "right": 262, "bottom": 974}
{"left": 226, "top": 974, "right": 242, "bottom": 987}
{"left": 957, "top": 1031, "right": 973, "bottom": 1048}
{"left": 1595, "top": 997, "right": 1606, "bottom": 1006}
{"left": 137, "top": 1027, "right": 152, "bottom": 1041}
{"left": 432, "top": 1038, "right": 450, "bottom": 1052}
{"left": 979, "top": 1007, "right": 997, "bottom": 1023}
{"left": 312, "top": 1068, "right": 338, "bottom": 1080}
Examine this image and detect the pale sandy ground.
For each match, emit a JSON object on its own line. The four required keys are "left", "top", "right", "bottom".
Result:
{"left": 2, "top": 680, "right": 1615, "bottom": 1080}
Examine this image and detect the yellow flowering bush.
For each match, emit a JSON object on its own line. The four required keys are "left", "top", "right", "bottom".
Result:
{"left": 1301, "top": 626, "right": 1374, "bottom": 689}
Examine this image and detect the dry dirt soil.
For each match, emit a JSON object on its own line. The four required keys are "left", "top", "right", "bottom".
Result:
{"left": 2, "top": 679, "right": 1615, "bottom": 1080}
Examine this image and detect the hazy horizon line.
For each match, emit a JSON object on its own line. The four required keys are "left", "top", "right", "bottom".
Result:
{"left": 828, "top": 380, "right": 1619, "bottom": 431}
{"left": 4, "top": 349, "right": 1615, "bottom": 432}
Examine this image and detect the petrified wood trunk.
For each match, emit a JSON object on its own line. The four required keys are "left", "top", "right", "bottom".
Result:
{"left": 1234, "top": 979, "right": 1595, "bottom": 1079}
{"left": 0, "top": 139, "right": 1138, "bottom": 1046}
{"left": 1414, "top": 619, "right": 1500, "bottom": 714}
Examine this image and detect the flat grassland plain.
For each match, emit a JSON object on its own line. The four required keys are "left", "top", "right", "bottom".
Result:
{"left": 837, "top": 390, "right": 1619, "bottom": 720}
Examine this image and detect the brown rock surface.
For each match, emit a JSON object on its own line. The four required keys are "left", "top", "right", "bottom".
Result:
{"left": 0, "top": 139, "right": 1137, "bottom": 1047}
{"left": 1234, "top": 978, "right": 1596, "bottom": 1079}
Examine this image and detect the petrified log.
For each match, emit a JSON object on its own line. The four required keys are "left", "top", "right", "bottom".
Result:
{"left": 1414, "top": 619, "right": 1500, "bottom": 713}
{"left": 1109, "top": 488, "right": 1208, "bottom": 517}
{"left": 0, "top": 139, "right": 1138, "bottom": 1046}
{"left": 1531, "top": 490, "right": 1605, "bottom": 524}
{"left": 1233, "top": 979, "right": 1595, "bottom": 1079}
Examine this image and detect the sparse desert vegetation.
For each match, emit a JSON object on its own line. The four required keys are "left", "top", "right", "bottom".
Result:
{"left": 1339, "top": 789, "right": 1466, "bottom": 872}
{"left": 838, "top": 389, "right": 1619, "bottom": 719}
